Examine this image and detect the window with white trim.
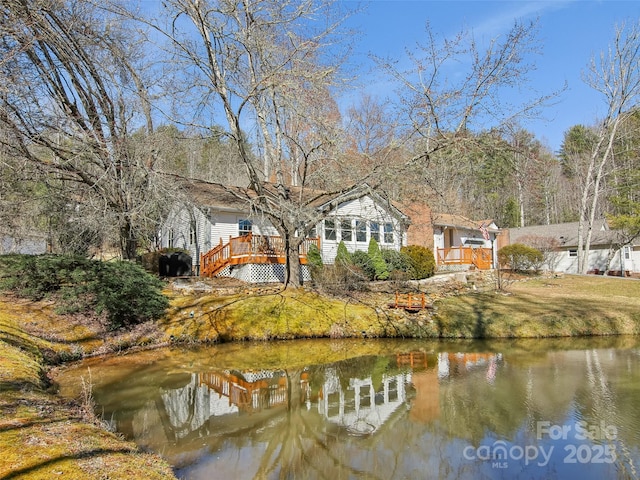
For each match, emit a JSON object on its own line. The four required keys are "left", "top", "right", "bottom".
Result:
{"left": 189, "top": 220, "right": 197, "bottom": 245}
{"left": 355, "top": 220, "right": 367, "bottom": 242}
{"left": 324, "top": 219, "right": 336, "bottom": 241}
{"left": 239, "top": 219, "right": 252, "bottom": 236}
{"left": 383, "top": 223, "right": 394, "bottom": 244}
{"left": 568, "top": 249, "right": 578, "bottom": 257}
{"left": 340, "top": 219, "right": 352, "bottom": 242}
{"left": 370, "top": 222, "right": 380, "bottom": 242}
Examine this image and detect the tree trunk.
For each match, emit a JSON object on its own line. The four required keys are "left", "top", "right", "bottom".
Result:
{"left": 121, "top": 220, "right": 137, "bottom": 260}
{"left": 285, "top": 237, "right": 303, "bottom": 288}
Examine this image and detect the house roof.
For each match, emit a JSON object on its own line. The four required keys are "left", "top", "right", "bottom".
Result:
{"left": 169, "top": 175, "right": 408, "bottom": 220}
{"left": 432, "top": 213, "right": 499, "bottom": 232}
{"left": 174, "top": 176, "right": 252, "bottom": 211}
{"left": 507, "top": 219, "right": 622, "bottom": 247}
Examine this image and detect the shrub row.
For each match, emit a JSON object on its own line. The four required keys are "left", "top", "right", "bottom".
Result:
{"left": 0, "top": 254, "right": 168, "bottom": 329}
{"left": 308, "top": 240, "right": 436, "bottom": 292}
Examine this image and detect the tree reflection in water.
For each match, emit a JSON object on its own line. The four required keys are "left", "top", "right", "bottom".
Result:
{"left": 55, "top": 338, "right": 640, "bottom": 479}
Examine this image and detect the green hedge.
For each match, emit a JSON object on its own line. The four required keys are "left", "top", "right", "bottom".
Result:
{"left": 0, "top": 254, "right": 168, "bottom": 329}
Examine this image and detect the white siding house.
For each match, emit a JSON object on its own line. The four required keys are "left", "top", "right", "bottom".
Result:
{"left": 319, "top": 196, "right": 407, "bottom": 264}
{"left": 1, "top": 235, "right": 47, "bottom": 255}
{"left": 503, "top": 220, "right": 640, "bottom": 276}
{"left": 159, "top": 177, "right": 409, "bottom": 282}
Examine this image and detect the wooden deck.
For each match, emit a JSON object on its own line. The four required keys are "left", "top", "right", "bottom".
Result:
{"left": 436, "top": 246, "right": 493, "bottom": 270}
{"left": 200, "top": 233, "right": 320, "bottom": 277}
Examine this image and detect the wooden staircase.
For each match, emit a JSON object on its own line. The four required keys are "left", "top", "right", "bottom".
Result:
{"left": 200, "top": 233, "right": 320, "bottom": 277}
{"left": 200, "top": 240, "right": 233, "bottom": 277}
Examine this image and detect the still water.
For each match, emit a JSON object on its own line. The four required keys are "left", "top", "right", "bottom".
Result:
{"left": 54, "top": 336, "right": 640, "bottom": 479}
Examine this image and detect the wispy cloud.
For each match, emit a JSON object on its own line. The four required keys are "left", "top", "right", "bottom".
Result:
{"left": 468, "top": 0, "right": 575, "bottom": 39}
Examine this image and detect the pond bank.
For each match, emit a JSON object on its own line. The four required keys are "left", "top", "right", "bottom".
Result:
{"left": 0, "top": 299, "right": 176, "bottom": 480}
{"left": 2, "top": 272, "right": 640, "bottom": 479}
{"left": 162, "top": 272, "right": 640, "bottom": 341}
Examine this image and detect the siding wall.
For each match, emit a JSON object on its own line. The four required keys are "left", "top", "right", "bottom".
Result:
{"left": 160, "top": 206, "right": 279, "bottom": 270}
{"left": 538, "top": 245, "right": 640, "bottom": 275}
{"left": 319, "top": 197, "right": 406, "bottom": 264}
{"left": 553, "top": 245, "right": 638, "bottom": 274}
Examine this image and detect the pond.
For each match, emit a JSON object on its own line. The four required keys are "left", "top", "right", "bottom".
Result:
{"left": 53, "top": 336, "right": 640, "bottom": 479}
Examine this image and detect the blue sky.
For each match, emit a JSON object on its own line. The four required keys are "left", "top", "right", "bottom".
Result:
{"left": 343, "top": 0, "right": 640, "bottom": 153}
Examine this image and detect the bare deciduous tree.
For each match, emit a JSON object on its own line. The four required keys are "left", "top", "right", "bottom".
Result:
{"left": 0, "top": 0, "right": 166, "bottom": 259}
{"left": 131, "top": 0, "right": 385, "bottom": 287}
{"left": 376, "top": 20, "right": 560, "bottom": 166}
{"left": 575, "top": 20, "right": 640, "bottom": 274}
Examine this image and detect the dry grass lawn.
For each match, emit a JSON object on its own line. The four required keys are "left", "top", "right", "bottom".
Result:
{"left": 0, "top": 299, "right": 176, "bottom": 480}
{"left": 434, "top": 274, "right": 640, "bottom": 338}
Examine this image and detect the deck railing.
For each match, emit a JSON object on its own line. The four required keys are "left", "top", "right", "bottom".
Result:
{"left": 436, "top": 246, "right": 493, "bottom": 270}
{"left": 200, "top": 233, "right": 321, "bottom": 277}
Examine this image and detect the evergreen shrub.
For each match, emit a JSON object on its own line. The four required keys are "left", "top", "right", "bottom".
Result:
{"left": 306, "top": 244, "right": 323, "bottom": 282}
{"left": 0, "top": 254, "right": 168, "bottom": 329}
{"left": 381, "top": 249, "right": 413, "bottom": 279}
{"left": 401, "top": 245, "right": 436, "bottom": 279}
{"left": 351, "top": 250, "right": 375, "bottom": 280}
{"left": 335, "top": 241, "right": 351, "bottom": 267}
{"left": 367, "top": 238, "right": 389, "bottom": 280}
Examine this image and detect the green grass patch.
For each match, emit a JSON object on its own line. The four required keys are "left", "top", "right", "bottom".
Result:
{"left": 434, "top": 275, "right": 640, "bottom": 338}
{"left": 0, "top": 298, "right": 176, "bottom": 480}
{"left": 161, "top": 287, "right": 436, "bottom": 342}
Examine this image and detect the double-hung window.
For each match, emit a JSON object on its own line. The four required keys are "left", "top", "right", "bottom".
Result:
{"left": 189, "top": 220, "right": 197, "bottom": 245}
{"left": 341, "top": 219, "right": 353, "bottom": 242}
{"left": 355, "top": 220, "right": 367, "bottom": 242}
{"left": 324, "top": 219, "right": 337, "bottom": 241}
{"left": 383, "top": 223, "right": 394, "bottom": 244}
{"left": 370, "top": 222, "right": 380, "bottom": 242}
{"left": 239, "top": 219, "right": 252, "bottom": 236}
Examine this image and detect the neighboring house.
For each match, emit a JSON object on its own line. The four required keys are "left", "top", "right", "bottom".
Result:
{"left": 403, "top": 203, "right": 500, "bottom": 271}
{"left": 159, "top": 177, "right": 409, "bottom": 283}
{"left": 500, "top": 219, "right": 639, "bottom": 276}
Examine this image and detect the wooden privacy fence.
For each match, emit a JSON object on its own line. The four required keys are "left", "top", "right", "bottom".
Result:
{"left": 200, "top": 233, "right": 321, "bottom": 277}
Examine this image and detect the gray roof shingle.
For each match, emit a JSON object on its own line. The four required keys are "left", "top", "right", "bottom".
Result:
{"left": 507, "top": 220, "right": 623, "bottom": 247}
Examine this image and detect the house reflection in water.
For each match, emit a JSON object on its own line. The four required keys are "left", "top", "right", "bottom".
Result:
{"left": 410, "top": 352, "right": 501, "bottom": 424}
{"left": 138, "top": 351, "right": 503, "bottom": 446}
{"left": 158, "top": 369, "right": 307, "bottom": 440}
{"left": 317, "top": 367, "right": 409, "bottom": 435}
{"left": 197, "top": 370, "right": 305, "bottom": 412}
